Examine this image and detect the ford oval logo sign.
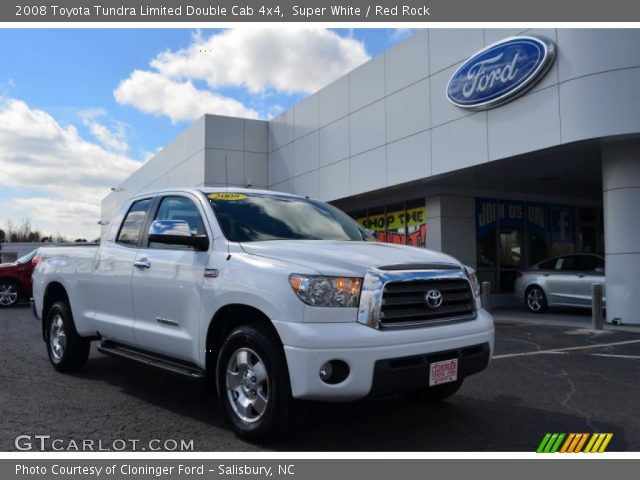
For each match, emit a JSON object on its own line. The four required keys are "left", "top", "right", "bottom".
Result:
{"left": 447, "top": 36, "right": 555, "bottom": 110}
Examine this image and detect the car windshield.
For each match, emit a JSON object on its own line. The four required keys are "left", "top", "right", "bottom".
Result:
{"left": 205, "top": 192, "right": 372, "bottom": 242}
{"left": 16, "top": 249, "right": 37, "bottom": 264}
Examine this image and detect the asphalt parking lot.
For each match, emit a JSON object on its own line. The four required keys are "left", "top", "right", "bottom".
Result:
{"left": 1, "top": 304, "right": 639, "bottom": 452}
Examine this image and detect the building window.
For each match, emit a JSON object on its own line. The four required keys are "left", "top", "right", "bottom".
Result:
{"left": 349, "top": 199, "right": 426, "bottom": 247}
{"left": 475, "top": 198, "right": 596, "bottom": 293}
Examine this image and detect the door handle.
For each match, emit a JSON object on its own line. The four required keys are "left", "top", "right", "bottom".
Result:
{"left": 577, "top": 274, "right": 586, "bottom": 278}
{"left": 134, "top": 259, "right": 151, "bottom": 269}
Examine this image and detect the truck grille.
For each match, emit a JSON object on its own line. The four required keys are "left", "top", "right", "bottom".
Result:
{"left": 379, "top": 279, "right": 475, "bottom": 328}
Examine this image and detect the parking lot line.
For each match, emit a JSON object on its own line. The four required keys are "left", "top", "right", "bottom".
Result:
{"left": 493, "top": 339, "right": 640, "bottom": 359}
{"left": 589, "top": 353, "right": 640, "bottom": 360}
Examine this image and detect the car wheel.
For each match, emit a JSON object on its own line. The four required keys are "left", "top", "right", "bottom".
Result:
{"left": 0, "top": 280, "right": 19, "bottom": 307}
{"left": 405, "top": 379, "right": 463, "bottom": 402}
{"left": 216, "top": 324, "right": 306, "bottom": 443}
{"left": 46, "top": 301, "right": 90, "bottom": 372}
{"left": 526, "top": 286, "right": 547, "bottom": 313}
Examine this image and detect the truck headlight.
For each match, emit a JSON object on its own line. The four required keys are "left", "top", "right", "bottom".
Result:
{"left": 289, "top": 275, "right": 362, "bottom": 307}
{"left": 465, "top": 266, "right": 481, "bottom": 297}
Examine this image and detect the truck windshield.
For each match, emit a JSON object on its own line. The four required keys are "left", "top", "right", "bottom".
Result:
{"left": 206, "top": 193, "right": 372, "bottom": 242}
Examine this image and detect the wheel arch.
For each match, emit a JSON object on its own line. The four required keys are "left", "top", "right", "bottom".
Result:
{"left": 205, "top": 304, "right": 283, "bottom": 379}
{"left": 41, "top": 281, "right": 70, "bottom": 341}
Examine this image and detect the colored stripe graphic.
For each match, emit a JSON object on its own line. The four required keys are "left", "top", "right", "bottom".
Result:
{"left": 536, "top": 433, "right": 565, "bottom": 453}
{"left": 536, "top": 433, "right": 552, "bottom": 453}
{"left": 559, "top": 433, "right": 575, "bottom": 453}
{"left": 598, "top": 433, "right": 613, "bottom": 453}
{"left": 538, "top": 433, "right": 613, "bottom": 453}
{"left": 585, "top": 433, "right": 613, "bottom": 453}
{"left": 574, "top": 433, "right": 590, "bottom": 453}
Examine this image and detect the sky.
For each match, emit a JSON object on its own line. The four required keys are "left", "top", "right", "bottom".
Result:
{"left": 0, "top": 27, "right": 417, "bottom": 240}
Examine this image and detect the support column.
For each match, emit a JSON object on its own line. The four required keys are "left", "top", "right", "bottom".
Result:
{"left": 602, "top": 143, "right": 640, "bottom": 325}
{"left": 425, "top": 195, "right": 476, "bottom": 267}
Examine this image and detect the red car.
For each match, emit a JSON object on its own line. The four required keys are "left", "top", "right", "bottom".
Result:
{"left": 0, "top": 249, "right": 40, "bottom": 307}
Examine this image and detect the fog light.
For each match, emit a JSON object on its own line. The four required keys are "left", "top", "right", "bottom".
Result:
{"left": 318, "top": 360, "right": 350, "bottom": 384}
{"left": 319, "top": 362, "right": 333, "bottom": 381}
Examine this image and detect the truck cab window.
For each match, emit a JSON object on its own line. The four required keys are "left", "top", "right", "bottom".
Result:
{"left": 149, "top": 196, "right": 207, "bottom": 249}
{"left": 116, "top": 198, "right": 152, "bottom": 246}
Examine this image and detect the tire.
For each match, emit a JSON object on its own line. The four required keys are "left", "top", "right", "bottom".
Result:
{"left": 46, "top": 301, "right": 90, "bottom": 372}
{"left": 0, "top": 280, "right": 19, "bottom": 307}
{"left": 526, "top": 286, "right": 547, "bottom": 313}
{"left": 216, "top": 324, "right": 306, "bottom": 443}
{"left": 405, "top": 379, "right": 463, "bottom": 402}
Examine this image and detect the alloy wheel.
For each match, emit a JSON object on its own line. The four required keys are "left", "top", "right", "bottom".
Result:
{"left": 225, "top": 347, "right": 270, "bottom": 423}
{"left": 49, "top": 315, "right": 67, "bottom": 362}
{"left": 0, "top": 284, "right": 18, "bottom": 306}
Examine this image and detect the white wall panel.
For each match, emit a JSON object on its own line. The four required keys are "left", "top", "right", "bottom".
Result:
{"left": 386, "top": 79, "right": 430, "bottom": 143}
{"left": 350, "top": 146, "right": 386, "bottom": 195}
{"left": 349, "top": 99, "right": 385, "bottom": 156}
{"left": 385, "top": 30, "right": 429, "bottom": 95}
{"left": 349, "top": 55, "right": 385, "bottom": 112}
{"left": 319, "top": 117, "right": 349, "bottom": 167}
{"left": 386, "top": 132, "right": 430, "bottom": 186}
{"left": 432, "top": 114, "right": 488, "bottom": 175}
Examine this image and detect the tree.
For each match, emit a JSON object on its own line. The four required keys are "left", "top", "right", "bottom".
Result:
{"left": 3, "top": 218, "right": 43, "bottom": 242}
{"left": 0, "top": 229, "right": 5, "bottom": 243}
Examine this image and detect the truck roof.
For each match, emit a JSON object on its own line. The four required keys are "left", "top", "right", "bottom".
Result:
{"left": 129, "top": 187, "right": 306, "bottom": 201}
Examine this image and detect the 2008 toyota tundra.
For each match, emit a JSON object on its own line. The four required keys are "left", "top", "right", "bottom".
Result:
{"left": 32, "top": 188, "right": 494, "bottom": 442}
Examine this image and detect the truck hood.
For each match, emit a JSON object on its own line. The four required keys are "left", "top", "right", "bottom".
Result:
{"left": 240, "top": 240, "right": 463, "bottom": 277}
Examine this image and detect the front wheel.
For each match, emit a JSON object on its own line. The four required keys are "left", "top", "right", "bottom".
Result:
{"left": 526, "top": 286, "right": 547, "bottom": 313}
{"left": 46, "top": 301, "right": 90, "bottom": 372}
{"left": 216, "top": 324, "right": 306, "bottom": 442}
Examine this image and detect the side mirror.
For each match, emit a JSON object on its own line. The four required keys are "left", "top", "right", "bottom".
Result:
{"left": 148, "top": 220, "right": 209, "bottom": 252}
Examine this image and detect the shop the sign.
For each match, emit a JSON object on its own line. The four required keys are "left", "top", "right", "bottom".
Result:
{"left": 447, "top": 36, "right": 555, "bottom": 110}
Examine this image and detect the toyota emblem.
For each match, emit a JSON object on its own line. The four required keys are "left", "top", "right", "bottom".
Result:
{"left": 425, "top": 289, "right": 443, "bottom": 309}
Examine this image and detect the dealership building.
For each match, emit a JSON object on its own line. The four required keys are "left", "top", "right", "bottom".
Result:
{"left": 102, "top": 28, "right": 640, "bottom": 325}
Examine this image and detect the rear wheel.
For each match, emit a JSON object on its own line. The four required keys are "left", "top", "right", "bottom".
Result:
{"left": 526, "top": 286, "right": 547, "bottom": 313}
{"left": 216, "top": 324, "right": 306, "bottom": 442}
{"left": 46, "top": 301, "right": 90, "bottom": 372}
{"left": 0, "top": 280, "right": 19, "bottom": 307}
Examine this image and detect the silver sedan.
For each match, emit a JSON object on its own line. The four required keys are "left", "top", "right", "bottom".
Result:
{"left": 514, "top": 254, "right": 606, "bottom": 313}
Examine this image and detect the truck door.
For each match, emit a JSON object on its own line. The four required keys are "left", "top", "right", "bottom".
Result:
{"left": 90, "top": 198, "right": 153, "bottom": 345}
{"left": 131, "top": 195, "right": 209, "bottom": 363}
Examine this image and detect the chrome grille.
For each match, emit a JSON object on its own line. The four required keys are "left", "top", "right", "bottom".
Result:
{"left": 379, "top": 279, "right": 475, "bottom": 328}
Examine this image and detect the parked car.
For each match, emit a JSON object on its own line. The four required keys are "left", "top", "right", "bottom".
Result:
{"left": 32, "top": 188, "right": 494, "bottom": 442}
{"left": 0, "top": 248, "right": 40, "bottom": 307}
{"left": 514, "top": 253, "right": 605, "bottom": 313}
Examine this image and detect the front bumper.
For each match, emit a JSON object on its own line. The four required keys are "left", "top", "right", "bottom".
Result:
{"left": 273, "top": 308, "right": 494, "bottom": 401}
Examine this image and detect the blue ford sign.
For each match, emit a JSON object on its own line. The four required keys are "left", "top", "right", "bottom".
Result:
{"left": 447, "top": 36, "right": 555, "bottom": 110}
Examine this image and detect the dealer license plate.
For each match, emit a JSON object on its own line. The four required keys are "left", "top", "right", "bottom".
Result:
{"left": 429, "top": 358, "right": 458, "bottom": 386}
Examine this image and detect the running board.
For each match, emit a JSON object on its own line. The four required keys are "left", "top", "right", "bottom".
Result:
{"left": 97, "top": 341, "right": 205, "bottom": 379}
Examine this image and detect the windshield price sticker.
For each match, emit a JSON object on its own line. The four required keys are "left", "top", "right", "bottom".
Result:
{"left": 208, "top": 193, "right": 247, "bottom": 201}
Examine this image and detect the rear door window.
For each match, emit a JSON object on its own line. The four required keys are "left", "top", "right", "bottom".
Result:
{"left": 538, "top": 259, "right": 556, "bottom": 270}
{"left": 579, "top": 255, "right": 604, "bottom": 271}
{"left": 558, "top": 255, "right": 578, "bottom": 271}
{"left": 116, "top": 198, "right": 153, "bottom": 246}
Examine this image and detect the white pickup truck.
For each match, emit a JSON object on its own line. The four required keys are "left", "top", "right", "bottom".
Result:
{"left": 32, "top": 188, "right": 494, "bottom": 442}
